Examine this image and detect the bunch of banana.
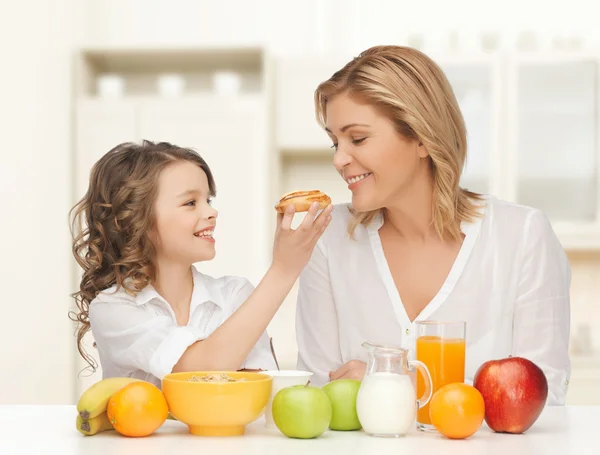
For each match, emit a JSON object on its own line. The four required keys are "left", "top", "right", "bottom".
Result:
{"left": 75, "top": 377, "right": 141, "bottom": 436}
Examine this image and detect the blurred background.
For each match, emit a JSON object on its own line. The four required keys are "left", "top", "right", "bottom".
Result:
{"left": 1, "top": 0, "right": 599, "bottom": 405}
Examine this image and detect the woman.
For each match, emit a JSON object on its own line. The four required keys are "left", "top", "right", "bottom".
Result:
{"left": 295, "top": 45, "right": 571, "bottom": 405}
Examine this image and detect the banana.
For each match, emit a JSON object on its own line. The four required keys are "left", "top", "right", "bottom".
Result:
{"left": 76, "top": 412, "right": 114, "bottom": 436}
{"left": 77, "top": 377, "right": 142, "bottom": 419}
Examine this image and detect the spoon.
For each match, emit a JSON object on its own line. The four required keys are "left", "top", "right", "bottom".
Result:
{"left": 270, "top": 337, "right": 280, "bottom": 371}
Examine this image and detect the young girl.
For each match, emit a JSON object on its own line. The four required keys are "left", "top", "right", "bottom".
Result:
{"left": 70, "top": 140, "right": 332, "bottom": 388}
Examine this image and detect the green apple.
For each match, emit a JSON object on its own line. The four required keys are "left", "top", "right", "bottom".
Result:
{"left": 272, "top": 382, "right": 332, "bottom": 439}
{"left": 322, "top": 379, "right": 362, "bottom": 431}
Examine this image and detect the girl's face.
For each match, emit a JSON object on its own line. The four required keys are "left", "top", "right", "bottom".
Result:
{"left": 153, "top": 160, "right": 218, "bottom": 265}
{"left": 325, "top": 93, "right": 430, "bottom": 212}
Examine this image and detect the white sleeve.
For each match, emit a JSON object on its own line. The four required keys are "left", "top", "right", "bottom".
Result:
{"left": 227, "top": 278, "right": 277, "bottom": 371}
{"left": 295, "top": 238, "right": 343, "bottom": 386}
{"left": 89, "top": 300, "right": 202, "bottom": 380}
{"left": 512, "top": 209, "right": 571, "bottom": 406}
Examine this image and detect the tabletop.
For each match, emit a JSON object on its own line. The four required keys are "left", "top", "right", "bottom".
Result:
{"left": 0, "top": 405, "right": 598, "bottom": 454}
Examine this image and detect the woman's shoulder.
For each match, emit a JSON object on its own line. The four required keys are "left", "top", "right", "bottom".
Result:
{"left": 478, "top": 195, "right": 557, "bottom": 242}
{"left": 330, "top": 202, "right": 354, "bottom": 222}
{"left": 482, "top": 195, "right": 548, "bottom": 225}
{"left": 317, "top": 202, "right": 376, "bottom": 252}
{"left": 324, "top": 203, "right": 357, "bottom": 238}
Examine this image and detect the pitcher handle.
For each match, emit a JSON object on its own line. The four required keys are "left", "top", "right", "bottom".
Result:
{"left": 408, "top": 359, "right": 432, "bottom": 409}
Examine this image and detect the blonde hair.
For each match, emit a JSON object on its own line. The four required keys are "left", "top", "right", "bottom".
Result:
{"left": 314, "top": 45, "right": 482, "bottom": 240}
{"left": 69, "top": 140, "right": 216, "bottom": 372}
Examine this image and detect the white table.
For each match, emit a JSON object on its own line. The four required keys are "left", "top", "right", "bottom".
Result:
{"left": 1, "top": 405, "right": 599, "bottom": 454}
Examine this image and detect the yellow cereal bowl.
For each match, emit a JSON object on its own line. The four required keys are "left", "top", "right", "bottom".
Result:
{"left": 162, "top": 371, "right": 272, "bottom": 436}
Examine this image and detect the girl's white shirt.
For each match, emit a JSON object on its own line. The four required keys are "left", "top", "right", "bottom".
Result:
{"left": 89, "top": 266, "right": 276, "bottom": 388}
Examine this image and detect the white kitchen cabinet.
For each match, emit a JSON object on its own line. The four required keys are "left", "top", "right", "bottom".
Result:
{"left": 275, "top": 55, "right": 354, "bottom": 151}
{"left": 74, "top": 100, "right": 138, "bottom": 200}
{"left": 503, "top": 54, "right": 600, "bottom": 249}
{"left": 512, "top": 57, "right": 598, "bottom": 223}
{"left": 437, "top": 57, "right": 502, "bottom": 196}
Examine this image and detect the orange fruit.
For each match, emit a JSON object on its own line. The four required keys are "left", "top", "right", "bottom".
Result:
{"left": 429, "top": 382, "right": 485, "bottom": 439}
{"left": 107, "top": 381, "right": 169, "bottom": 437}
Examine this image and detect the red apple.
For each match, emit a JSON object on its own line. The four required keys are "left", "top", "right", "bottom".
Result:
{"left": 473, "top": 356, "right": 548, "bottom": 434}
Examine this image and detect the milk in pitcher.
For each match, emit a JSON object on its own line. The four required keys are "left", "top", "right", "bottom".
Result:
{"left": 356, "top": 372, "right": 417, "bottom": 436}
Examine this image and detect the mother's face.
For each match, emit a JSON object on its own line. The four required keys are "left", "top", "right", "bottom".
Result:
{"left": 325, "top": 93, "right": 430, "bottom": 212}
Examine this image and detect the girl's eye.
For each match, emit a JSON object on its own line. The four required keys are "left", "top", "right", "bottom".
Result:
{"left": 184, "top": 200, "right": 196, "bottom": 207}
{"left": 207, "top": 198, "right": 214, "bottom": 206}
{"left": 331, "top": 143, "right": 338, "bottom": 151}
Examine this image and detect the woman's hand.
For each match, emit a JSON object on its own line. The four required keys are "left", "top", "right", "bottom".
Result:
{"left": 271, "top": 202, "right": 333, "bottom": 278}
{"left": 329, "top": 360, "right": 366, "bottom": 381}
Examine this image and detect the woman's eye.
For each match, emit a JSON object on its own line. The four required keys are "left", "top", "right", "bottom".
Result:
{"left": 352, "top": 138, "right": 366, "bottom": 145}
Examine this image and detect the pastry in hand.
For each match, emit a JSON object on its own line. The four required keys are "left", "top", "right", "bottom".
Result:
{"left": 274, "top": 190, "right": 331, "bottom": 213}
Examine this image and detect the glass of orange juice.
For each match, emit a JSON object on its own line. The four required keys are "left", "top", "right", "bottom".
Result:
{"left": 415, "top": 320, "right": 466, "bottom": 432}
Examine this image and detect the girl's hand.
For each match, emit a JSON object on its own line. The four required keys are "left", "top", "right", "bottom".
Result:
{"left": 271, "top": 202, "right": 333, "bottom": 278}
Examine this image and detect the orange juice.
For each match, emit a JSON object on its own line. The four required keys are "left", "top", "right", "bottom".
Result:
{"left": 416, "top": 335, "right": 466, "bottom": 425}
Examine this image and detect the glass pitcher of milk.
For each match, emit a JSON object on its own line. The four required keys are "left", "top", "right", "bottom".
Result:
{"left": 356, "top": 341, "right": 432, "bottom": 437}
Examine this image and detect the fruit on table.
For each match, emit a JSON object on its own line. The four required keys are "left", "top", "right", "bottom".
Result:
{"left": 322, "top": 379, "right": 362, "bottom": 431}
{"left": 77, "top": 377, "right": 141, "bottom": 419}
{"left": 272, "top": 381, "right": 332, "bottom": 439}
{"left": 473, "top": 356, "right": 548, "bottom": 434}
{"left": 428, "top": 383, "right": 485, "bottom": 439}
{"left": 76, "top": 412, "right": 114, "bottom": 436}
{"left": 107, "top": 381, "right": 169, "bottom": 437}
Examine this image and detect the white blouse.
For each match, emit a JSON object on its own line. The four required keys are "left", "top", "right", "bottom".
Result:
{"left": 295, "top": 195, "right": 571, "bottom": 405}
{"left": 89, "top": 266, "right": 276, "bottom": 389}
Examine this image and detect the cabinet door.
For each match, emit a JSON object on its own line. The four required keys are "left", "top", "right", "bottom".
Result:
{"left": 275, "top": 55, "right": 353, "bottom": 151}
{"left": 74, "top": 100, "right": 138, "bottom": 200}
{"left": 514, "top": 59, "right": 598, "bottom": 222}
{"left": 137, "top": 96, "right": 271, "bottom": 284}
{"left": 440, "top": 61, "right": 498, "bottom": 195}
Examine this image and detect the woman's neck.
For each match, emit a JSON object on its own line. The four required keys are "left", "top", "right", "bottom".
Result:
{"left": 382, "top": 171, "right": 437, "bottom": 243}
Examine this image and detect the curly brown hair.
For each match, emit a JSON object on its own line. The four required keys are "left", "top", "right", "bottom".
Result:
{"left": 69, "top": 140, "right": 216, "bottom": 371}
